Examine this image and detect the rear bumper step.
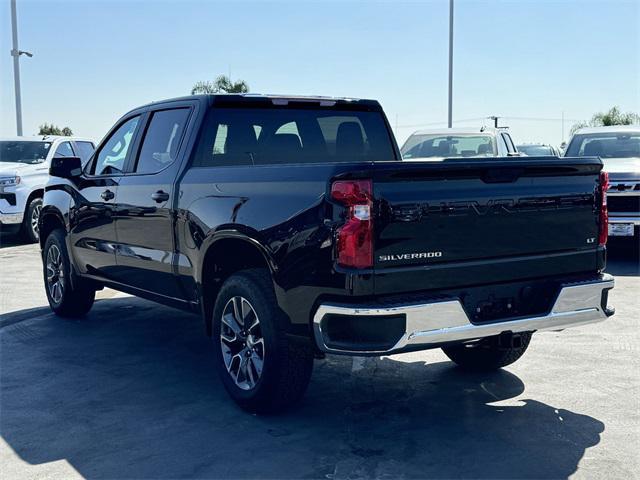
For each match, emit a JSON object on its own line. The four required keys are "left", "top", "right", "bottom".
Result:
{"left": 312, "top": 274, "right": 615, "bottom": 355}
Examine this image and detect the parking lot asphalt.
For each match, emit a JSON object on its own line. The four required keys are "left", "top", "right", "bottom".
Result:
{"left": 1, "top": 238, "right": 638, "bottom": 480}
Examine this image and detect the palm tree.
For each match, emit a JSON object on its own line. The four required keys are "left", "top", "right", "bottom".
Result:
{"left": 191, "top": 75, "right": 249, "bottom": 95}
{"left": 570, "top": 107, "right": 640, "bottom": 135}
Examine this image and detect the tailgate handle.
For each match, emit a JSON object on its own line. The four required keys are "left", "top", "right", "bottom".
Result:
{"left": 392, "top": 204, "right": 423, "bottom": 222}
{"left": 482, "top": 168, "right": 524, "bottom": 183}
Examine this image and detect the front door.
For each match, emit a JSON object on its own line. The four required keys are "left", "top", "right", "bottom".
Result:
{"left": 69, "top": 115, "right": 141, "bottom": 280}
{"left": 113, "top": 107, "right": 192, "bottom": 300}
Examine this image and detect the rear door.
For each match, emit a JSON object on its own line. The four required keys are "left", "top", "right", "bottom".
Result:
{"left": 112, "top": 105, "right": 193, "bottom": 299}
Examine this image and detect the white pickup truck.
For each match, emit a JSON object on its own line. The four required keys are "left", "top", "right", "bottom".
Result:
{"left": 565, "top": 126, "right": 640, "bottom": 239}
{"left": 0, "top": 136, "right": 95, "bottom": 242}
{"left": 400, "top": 127, "right": 521, "bottom": 160}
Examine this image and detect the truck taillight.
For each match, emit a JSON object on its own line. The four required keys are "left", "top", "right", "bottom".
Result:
{"left": 598, "top": 171, "right": 609, "bottom": 246}
{"left": 331, "top": 179, "right": 373, "bottom": 269}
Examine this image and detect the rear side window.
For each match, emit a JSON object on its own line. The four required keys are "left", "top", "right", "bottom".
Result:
{"left": 74, "top": 141, "right": 95, "bottom": 165}
{"left": 54, "top": 141, "right": 75, "bottom": 158}
{"left": 135, "top": 108, "right": 190, "bottom": 174}
{"left": 192, "top": 107, "right": 396, "bottom": 167}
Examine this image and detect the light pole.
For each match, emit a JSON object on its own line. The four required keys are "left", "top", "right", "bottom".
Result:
{"left": 447, "top": 0, "right": 454, "bottom": 128}
{"left": 10, "top": 0, "right": 33, "bottom": 136}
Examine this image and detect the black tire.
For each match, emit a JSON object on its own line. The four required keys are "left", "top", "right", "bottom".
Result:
{"left": 43, "top": 229, "right": 95, "bottom": 317}
{"left": 442, "top": 332, "right": 533, "bottom": 371}
{"left": 212, "top": 269, "right": 314, "bottom": 413}
{"left": 22, "top": 197, "right": 43, "bottom": 243}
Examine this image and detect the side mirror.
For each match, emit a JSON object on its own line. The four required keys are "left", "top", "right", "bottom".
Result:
{"left": 50, "top": 156, "right": 83, "bottom": 179}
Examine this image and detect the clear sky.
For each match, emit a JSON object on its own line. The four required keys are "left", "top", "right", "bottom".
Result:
{"left": 1, "top": 0, "right": 638, "bottom": 146}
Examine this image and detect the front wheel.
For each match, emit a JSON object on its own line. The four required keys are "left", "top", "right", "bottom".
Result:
{"left": 442, "top": 332, "right": 533, "bottom": 371}
{"left": 43, "top": 229, "right": 95, "bottom": 317}
{"left": 212, "top": 269, "right": 314, "bottom": 413}
{"left": 22, "top": 197, "right": 42, "bottom": 243}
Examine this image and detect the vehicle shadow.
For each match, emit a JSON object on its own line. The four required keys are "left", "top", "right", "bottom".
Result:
{"left": 0, "top": 297, "right": 604, "bottom": 479}
{"left": 0, "top": 232, "right": 24, "bottom": 249}
{"left": 606, "top": 239, "right": 640, "bottom": 276}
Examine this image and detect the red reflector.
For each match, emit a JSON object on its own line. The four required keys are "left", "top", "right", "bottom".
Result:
{"left": 598, "top": 171, "right": 609, "bottom": 246}
{"left": 331, "top": 180, "right": 373, "bottom": 269}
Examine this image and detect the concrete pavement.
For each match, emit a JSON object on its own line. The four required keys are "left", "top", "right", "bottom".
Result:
{"left": 1, "top": 239, "right": 638, "bottom": 479}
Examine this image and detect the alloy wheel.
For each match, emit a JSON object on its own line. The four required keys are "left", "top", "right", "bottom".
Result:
{"left": 31, "top": 204, "right": 42, "bottom": 239}
{"left": 46, "top": 244, "right": 64, "bottom": 303}
{"left": 220, "top": 296, "right": 265, "bottom": 390}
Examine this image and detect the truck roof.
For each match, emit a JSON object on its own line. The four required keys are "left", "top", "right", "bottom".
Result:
{"left": 573, "top": 125, "right": 640, "bottom": 135}
{"left": 410, "top": 127, "right": 501, "bottom": 136}
{"left": 138, "top": 93, "right": 382, "bottom": 110}
{"left": 0, "top": 135, "right": 95, "bottom": 143}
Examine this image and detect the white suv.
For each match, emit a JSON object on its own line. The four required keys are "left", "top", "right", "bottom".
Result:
{"left": 0, "top": 136, "right": 95, "bottom": 242}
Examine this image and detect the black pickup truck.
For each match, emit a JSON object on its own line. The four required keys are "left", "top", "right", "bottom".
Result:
{"left": 40, "top": 94, "right": 614, "bottom": 412}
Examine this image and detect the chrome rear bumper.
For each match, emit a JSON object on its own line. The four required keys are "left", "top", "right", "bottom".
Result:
{"left": 313, "top": 274, "right": 615, "bottom": 355}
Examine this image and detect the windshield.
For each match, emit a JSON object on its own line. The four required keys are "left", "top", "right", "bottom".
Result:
{"left": 401, "top": 134, "right": 495, "bottom": 159}
{"left": 0, "top": 141, "right": 52, "bottom": 164}
{"left": 517, "top": 145, "right": 555, "bottom": 156}
{"left": 565, "top": 132, "right": 640, "bottom": 158}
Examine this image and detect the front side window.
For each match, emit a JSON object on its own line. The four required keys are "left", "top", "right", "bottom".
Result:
{"left": 92, "top": 116, "right": 140, "bottom": 175}
{"left": 566, "top": 132, "right": 640, "bottom": 158}
{"left": 402, "top": 134, "right": 495, "bottom": 159}
{"left": 192, "top": 107, "right": 395, "bottom": 167}
{"left": 0, "top": 141, "right": 51, "bottom": 164}
{"left": 135, "top": 109, "right": 190, "bottom": 174}
{"left": 54, "top": 141, "right": 75, "bottom": 158}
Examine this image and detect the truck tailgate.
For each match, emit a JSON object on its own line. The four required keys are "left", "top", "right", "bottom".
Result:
{"left": 371, "top": 158, "right": 604, "bottom": 293}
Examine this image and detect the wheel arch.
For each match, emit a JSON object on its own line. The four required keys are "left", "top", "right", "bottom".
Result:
{"left": 38, "top": 207, "right": 66, "bottom": 249}
{"left": 25, "top": 188, "right": 44, "bottom": 207}
{"left": 198, "top": 232, "right": 279, "bottom": 336}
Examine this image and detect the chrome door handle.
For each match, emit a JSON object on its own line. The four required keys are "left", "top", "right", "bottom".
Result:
{"left": 101, "top": 189, "right": 115, "bottom": 201}
{"left": 151, "top": 190, "right": 170, "bottom": 203}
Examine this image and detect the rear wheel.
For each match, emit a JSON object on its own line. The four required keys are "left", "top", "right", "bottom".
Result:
{"left": 22, "top": 197, "right": 42, "bottom": 243}
{"left": 43, "top": 229, "right": 95, "bottom": 317}
{"left": 212, "top": 269, "right": 314, "bottom": 413}
{"left": 442, "top": 332, "right": 533, "bottom": 371}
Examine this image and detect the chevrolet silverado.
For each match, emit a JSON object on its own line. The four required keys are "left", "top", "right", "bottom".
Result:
{"left": 40, "top": 94, "right": 614, "bottom": 412}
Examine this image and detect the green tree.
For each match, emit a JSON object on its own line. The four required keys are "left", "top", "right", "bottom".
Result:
{"left": 38, "top": 123, "right": 73, "bottom": 136}
{"left": 191, "top": 74, "right": 249, "bottom": 95}
{"left": 570, "top": 106, "right": 640, "bottom": 135}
